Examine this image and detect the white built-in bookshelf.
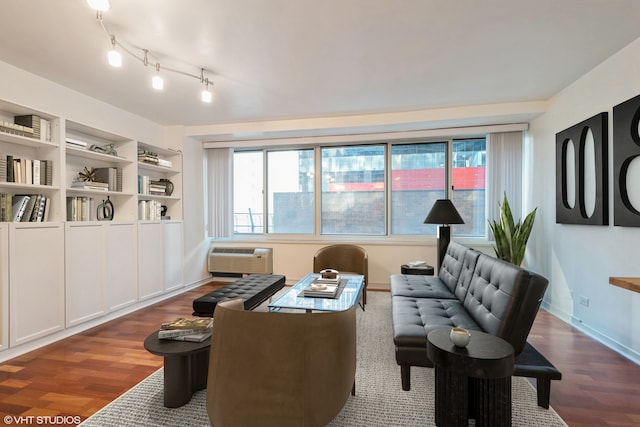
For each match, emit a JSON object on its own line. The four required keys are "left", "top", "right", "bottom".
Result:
{"left": 0, "top": 98, "right": 184, "bottom": 357}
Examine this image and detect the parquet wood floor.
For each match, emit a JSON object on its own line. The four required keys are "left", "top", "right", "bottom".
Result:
{"left": 0, "top": 282, "right": 638, "bottom": 426}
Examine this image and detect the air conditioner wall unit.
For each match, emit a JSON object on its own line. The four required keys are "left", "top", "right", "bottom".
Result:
{"left": 208, "top": 247, "right": 273, "bottom": 276}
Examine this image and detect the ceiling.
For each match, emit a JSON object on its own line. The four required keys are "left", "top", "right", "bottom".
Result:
{"left": 1, "top": 0, "right": 640, "bottom": 130}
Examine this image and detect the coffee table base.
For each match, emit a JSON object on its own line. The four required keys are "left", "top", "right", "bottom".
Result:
{"left": 162, "top": 349, "right": 210, "bottom": 408}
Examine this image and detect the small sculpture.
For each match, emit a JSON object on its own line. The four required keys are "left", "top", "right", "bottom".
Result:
{"left": 89, "top": 143, "right": 118, "bottom": 156}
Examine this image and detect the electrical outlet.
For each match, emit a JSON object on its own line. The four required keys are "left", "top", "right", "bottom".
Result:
{"left": 579, "top": 295, "right": 589, "bottom": 307}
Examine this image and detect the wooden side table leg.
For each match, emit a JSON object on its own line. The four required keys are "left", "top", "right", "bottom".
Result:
{"left": 471, "top": 376, "right": 512, "bottom": 427}
{"left": 163, "top": 355, "right": 192, "bottom": 408}
{"left": 434, "top": 365, "right": 468, "bottom": 426}
{"left": 191, "top": 349, "right": 210, "bottom": 392}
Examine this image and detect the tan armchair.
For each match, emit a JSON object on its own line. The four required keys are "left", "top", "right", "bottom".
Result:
{"left": 206, "top": 299, "right": 356, "bottom": 427}
{"left": 313, "top": 244, "right": 368, "bottom": 304}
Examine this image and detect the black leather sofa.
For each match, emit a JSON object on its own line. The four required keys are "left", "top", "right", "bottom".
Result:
{"left": 391, "top": 241, "right": 561, "bottom": 407}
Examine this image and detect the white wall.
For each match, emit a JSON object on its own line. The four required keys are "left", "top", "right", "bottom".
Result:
{"left": 527, "top": 38, "right": 640, "bottom": 363}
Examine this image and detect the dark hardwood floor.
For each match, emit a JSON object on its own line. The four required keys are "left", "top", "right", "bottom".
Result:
{"left": 0, "top": 282, "right": 638, "bottom": 426}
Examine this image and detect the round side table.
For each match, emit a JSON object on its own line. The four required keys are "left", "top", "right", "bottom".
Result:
{"left": 144, "top": 331, "right": 211, "bottom": 408}
{"left": 427, "top": 328, "right": 514, "bottom": 427}
{"left": 401, "top": 264, "right": 434, "bottom": 275}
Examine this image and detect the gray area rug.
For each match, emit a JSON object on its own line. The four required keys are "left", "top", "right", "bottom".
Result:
{"left": 80, "top": 292, "right": 566, "bottom": 426}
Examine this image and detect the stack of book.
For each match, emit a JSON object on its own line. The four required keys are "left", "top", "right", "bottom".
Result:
{"left": 302, "top": 275, "right": 341, "bottom": 298}
{"left": 71, "top": 181, "right": 109, "bottom": 191}
{"left": 0, "top": 115, "right": 51, "bottom": 141}
{"left": 138, "top": 149, "right": 173, "bottom": 168}
{"left": 158, "top": 317, "right": 213, "bottom": 342}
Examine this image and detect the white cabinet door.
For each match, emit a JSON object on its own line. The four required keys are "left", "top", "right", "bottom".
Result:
{"left": 163, "top": 221, "right": 183, "bottom": 292}
{"left": 9, "top": 223, "right": 64, "bottom": 347}
{"left": 65, "top": 223, "right": 106, "bottom": 327}
{"left": 138, "top": 222, "right": 163, "bottom": 300}
{"left": 106, "top": 222, "right": 137, "bottom": 311}
{"left": 0, "top": 224, "right": 8, "bottom": 352}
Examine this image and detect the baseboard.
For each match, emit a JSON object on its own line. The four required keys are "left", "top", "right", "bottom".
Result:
{"left": 541, "top": 301, "right": 640, "bottom": 365}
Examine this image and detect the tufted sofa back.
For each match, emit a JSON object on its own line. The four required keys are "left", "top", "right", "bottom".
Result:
{"left": 462, "top": 253, "right": 548, "bottom": 354}
{"left": 438, "top": 241, "right": 480, "bottom": 296}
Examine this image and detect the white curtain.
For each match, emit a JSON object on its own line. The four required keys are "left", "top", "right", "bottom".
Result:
{"left": 486, "top": 131, "right": 523, "bottom": 235}
{"left": 207, "top": 148, "right": 234, "bottom": 238}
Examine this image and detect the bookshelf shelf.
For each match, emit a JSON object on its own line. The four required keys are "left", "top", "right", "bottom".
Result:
{"left": 66, "top": 145, "right": 132, "bottom": 164}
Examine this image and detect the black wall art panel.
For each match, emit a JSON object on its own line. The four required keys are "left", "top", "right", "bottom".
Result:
{"left": 613, "top": 94, "right": 640, "bottom": 226}
{"left": 555, "top": 113, "right": 608, "bottom": 225}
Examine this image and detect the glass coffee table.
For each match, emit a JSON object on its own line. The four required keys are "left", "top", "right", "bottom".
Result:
{"left": 268, "top": 273, "right": 364, "bottom": 312}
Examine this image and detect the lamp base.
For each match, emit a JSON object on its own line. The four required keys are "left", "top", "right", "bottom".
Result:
{"left": 436, "top": 225, "right": 451, "bottom": 274}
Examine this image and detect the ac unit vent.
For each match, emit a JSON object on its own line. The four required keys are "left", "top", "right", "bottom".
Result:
{"left": 208, "top": 247, "right": 273, "bottom": 275}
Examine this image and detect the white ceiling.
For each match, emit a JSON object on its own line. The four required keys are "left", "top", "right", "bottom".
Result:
{"left": 1, "top": 0, "right": 640, "bottom": 130}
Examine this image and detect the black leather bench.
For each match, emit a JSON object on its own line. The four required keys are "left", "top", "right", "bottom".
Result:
{"left": 192, "top": 274, "right": 286, "bottom": 316}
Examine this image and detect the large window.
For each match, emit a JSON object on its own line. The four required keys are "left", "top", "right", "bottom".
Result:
{"left": 233, "top": 151, "right": 263, "bottom": 233}
{"left": 391, "top": 142, "right": 447, "bottom": 234}
{"left": 452, "top": 139, "right": 486, "bottom": 237}
{"left": 321, "top": 145, "right": 386, "bottom": 235}
{"left": 267, "top": 149, "right": 314, "bottom": 233}
{"left": 232, "top": 138, "right": 486, "bottom": 237}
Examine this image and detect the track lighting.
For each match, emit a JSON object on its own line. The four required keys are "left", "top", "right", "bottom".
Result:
{"left": 107, "top": 35, "right": 122, "bottom": 67}
{"left": 91, "top": 3, "right": 213, "bottom": 103}
{"left": 201, "top": 69, "right": 212, "bottom": 103}
{"left": 152, "top": 64, "right": 164, "bottom": 90}
{"left": 87, "top": 0, "right": 110, "bottom": 12}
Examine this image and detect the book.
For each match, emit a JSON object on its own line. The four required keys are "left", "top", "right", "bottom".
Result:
{"left": 314, "top": 275, "right": 340, "bottom": 285}
{"left": 165, "top": 331, "right": 212, "bottom": 342}
{"left": 20, "top": 195, "right": 37, "bottom": 222}
{"left": 12, "top": 195, "right": 30, "bottom": 222}
{"left": 71, "top": 180, "right": 109, "bottom": 191}
{"left": 0, "top": 153, "right": 6, "bottom": 183}
{"left": 158, "top": 328, "right": 209, "bottom": 339}
{"left": 65, "top": 137, "right": 88, "bottom": 148}
{"left": 94, "top": 167, "right": 119, "bottom": 191}
{"left": 0, "top": 193, "right": 12, "bottom": 222}
{"left": 28, "top": 194, "right": 41, "bottom": 222}
{"left": 161, "top": 317, "right": 213, "bottom": 330}
{"left": 302, "top": 283, "right": 339, "bottom": 298}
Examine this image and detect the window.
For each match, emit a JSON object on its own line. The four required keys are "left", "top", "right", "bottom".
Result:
{"left": 321, "top": 145, "right": 386, "bottom": 235}
{"left": 267, "top": 149, "right": 314, "bottom": 233}
{"left": 391, "top": 142, "right": 447, "bottom": 235}
{"left": 451, "top": 139, "right": 486, "bottom": 237}
{"left": 231, "top": 138, "right": 486, "bottom": 237}
{"left": 233, "top": 151, "right": 263, "bottom": 233}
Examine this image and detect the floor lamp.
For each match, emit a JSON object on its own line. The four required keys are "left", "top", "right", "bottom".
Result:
{"left": 424, "top": 199, "right": 465, "bottom": 274}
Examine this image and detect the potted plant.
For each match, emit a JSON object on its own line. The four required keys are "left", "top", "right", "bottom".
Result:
{"left": 488, "top": 193, "right": 537, "bottom": 265}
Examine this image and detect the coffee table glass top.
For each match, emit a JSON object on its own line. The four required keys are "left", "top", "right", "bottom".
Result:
{"left": 268, "top": 273, "right": 364, "bottom": 312}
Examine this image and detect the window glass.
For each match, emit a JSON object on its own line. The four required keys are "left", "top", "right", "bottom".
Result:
{"left": 452, "top": 138, "right": 486, "bottom": 236}
{"left": 320, "top": 145, "right": 385, "bottom": 235}
{"left": 390, "top": 142, "right": 447, "bottom": 234}
{"left": 233, "top": 151, "right": 263, "bottom": 233}
{"left": 267, "top": 149, "right": 314, "bottom": 233}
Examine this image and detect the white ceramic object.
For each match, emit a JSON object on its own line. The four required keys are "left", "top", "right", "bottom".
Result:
{"left": 450, "top": 327, "right": 471, "bottom": 347}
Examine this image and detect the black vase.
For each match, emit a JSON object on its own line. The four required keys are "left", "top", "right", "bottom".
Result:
{"left": 160, "top": 178, "right": 174, "bottom": 196}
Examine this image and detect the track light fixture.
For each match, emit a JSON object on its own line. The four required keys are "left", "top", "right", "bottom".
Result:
{"left": 88, "top": 2, "right": 213, "bottom": 103}
{"left": 87, "top": 0, "right": 110, "bottom": 12}
{"left": 107, "top": 35, "right": 122, "bottom": 67}
{"left": 201, "top": 69, "right": 212, "bottom": 103}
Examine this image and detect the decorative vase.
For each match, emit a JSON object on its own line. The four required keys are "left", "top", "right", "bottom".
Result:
{"left": 160, "top": 178, "right": 174, "bottom": 196}
{"left": 449, "top": 327, "right": 471, "bottom": 348}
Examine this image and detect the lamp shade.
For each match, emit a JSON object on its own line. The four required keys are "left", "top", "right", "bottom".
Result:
{"left": 424, "top": 199, "right": 465, "bottom": 225}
